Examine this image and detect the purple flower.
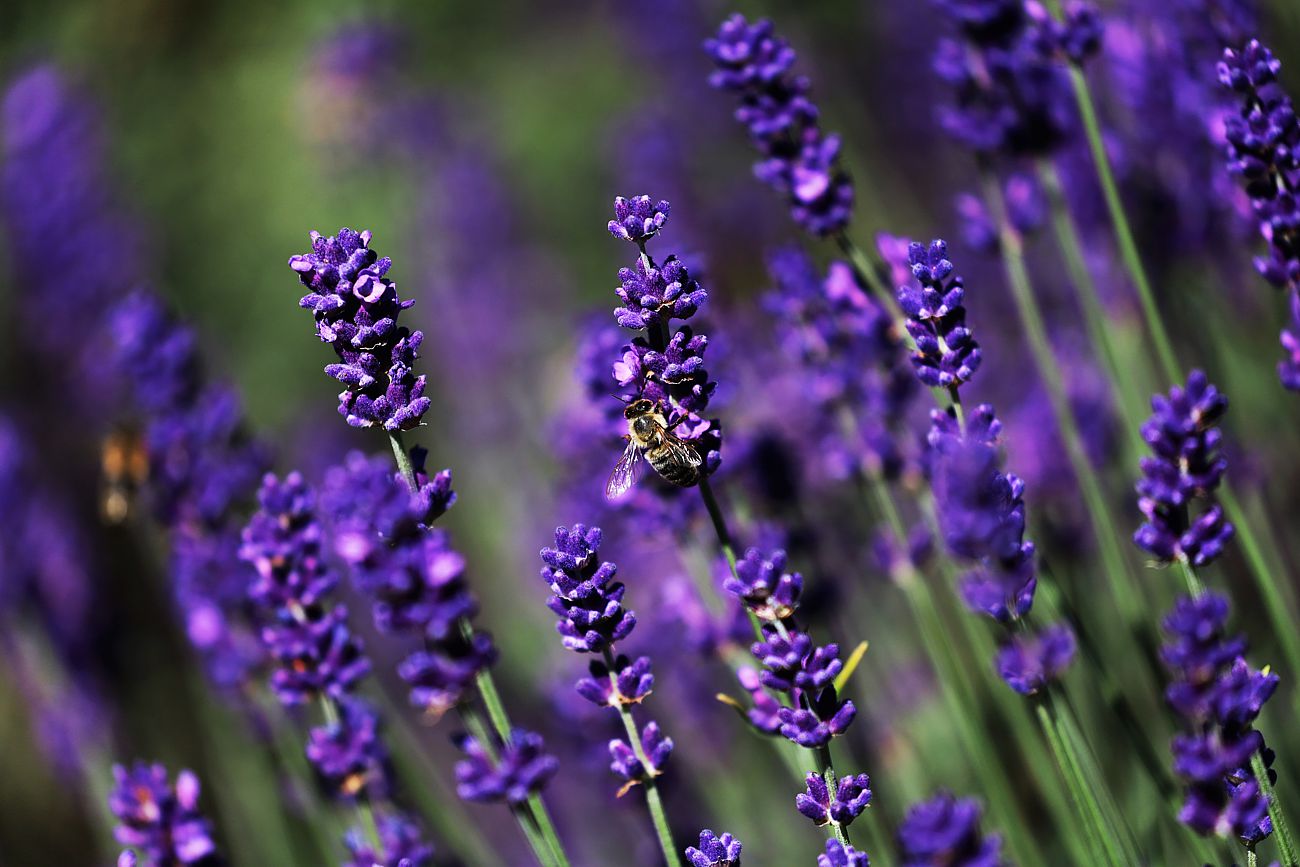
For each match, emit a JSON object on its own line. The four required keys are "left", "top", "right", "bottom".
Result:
{"left": 995, "top": 623, "right": 1076, "bottom": 695}
{"left": 932, "top": 0, "right": 1074, "bottom": 157}
{"left": 725, "top": 547, "right": 803, "bottom": 621}
{"left": 1134, "top": 372, "right": 1234, "bottom": 566}
{"left": 1161, "top": 592, "right": 1276, "bottom": 841}
{"left": 704, "top": 14, "right": 854, "bottom": 236}
{"left": 818, "top": 839, "right": 871, "bottom": 867}
{"left": 777, "top": 699, "right": 857, "bottom": 749}
{"left": 539, "top": 524, "right": 637, "bottom": 653}
{"left": 321, "top": 450, "right": 492, "bottom": 714}
{"left": 1218, "top": 39, "right": 1300, "bottom": 388}
{"left": 609, "top": 195, "right": 671, "bottom": 243}
{"left": 288, "top": 228, "right": 431, "bottom": 430}
{"left": 897, "top": 791, "right": 1005, "bottom": 866}
{"left": 575, "top": 654, "right": 655, "bottom": 707}
{"left": 305, "top": 698, "right": 387, "bottom": 801}
{"left": 796, "top": 771, "right": 873, "bottom": 827}
{"left": 609, "top": 720, "right": 673, "bottom": 781}
{"left": 929, "top": 409, "right": 1037, "bottom": 622}
{"left": 897, "top": 240, "right": 981, "bottom": 390}
{"left": 343, "top": 811, "right": 435, "bottom": 867}
{"left": 396, "top": 631, "right": 498, "bottom": 719}
{"left": 454, "top": 729, "right": 558, "bottom": 805}
{"left": 614, "top": 254, "right": 708, "bottom": 331}
{"left": 765, "top": 250, "right": 915, "bottom": 482}
{"left": 242, "top": 473, "right": 370, "bottom": 706}
{"left": 109, "top": 763, "right": 216, "bottom": 865}
{"left": 686, "top": 829, "right": 743, "bottom": 866}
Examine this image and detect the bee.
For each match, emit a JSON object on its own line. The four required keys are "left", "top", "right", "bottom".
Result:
{"left": 606, "top": 399, "right": 703, "bottom": 500}
{"left": 100, "top": 427, "right": 149, "bottom": 524}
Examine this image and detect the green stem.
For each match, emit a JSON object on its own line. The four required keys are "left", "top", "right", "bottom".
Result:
{"left": 1221, "top": 486, "right": 1300, "bottom": 678}
{"left": 834, "top": 230, "right": 897, "bottom": 316}
{"left": 982, "top": 168, "right": 1143, "bottom": 626}
{"left": 812, "top": 745, "right": 851, "bottom": 847}
{"left": 1037, "top": 699, "right": 1126, "bottom": 867}
{"left": 388, "top": 431, "right": 419, "bottom": 489}
{"left": 1054, "top": 55, "right": 1181, "bottom": 382}
{"left": 604, "top": 649, "right": 679, "bottom": 866}
{"left": 1254, "top": 750, "right": 1300, "bottom": 867}
{"left": 1036, "top": 158, "right": 1148, "bottom": 457}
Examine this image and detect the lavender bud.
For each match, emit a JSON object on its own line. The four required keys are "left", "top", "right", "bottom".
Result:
{"left": 995, "top": 623, "right": 1077, "bottom": 695}
{"left": 818, "top": 838, "right": 871, "bottom": 867}
{"left": 609, "top": 720, "right": 673, "bottom": 781}
{"left": 704, "top": 14, "right": 853, "bottom": 236}
{"left": 898, "top": 240, "right": 981, "bottom": 390}
{"left": 109, "top": 763, "right": 217, "bottom": 865}
{"left": 795, "top": 771, "right": 873, "bottom": 827}
{"left": 897, "top": 791, "right": 1005, "bottom": 865}
{"left": 609, "top": 195, "right": 671, "bottom": 243}
{"left": 343, "top": 811, "right": 435, "bottom": 867}
{"left": 288, "top": 228, "right": 431, "bottom": 430}
{"left": 305, "top": 697, "right": 387, "bottom": 801}
{"left": 454, "top": 729, "right": 559, "bottom": 805}
{"left": 686, "top": 829, "right": 743, "bottom": 866}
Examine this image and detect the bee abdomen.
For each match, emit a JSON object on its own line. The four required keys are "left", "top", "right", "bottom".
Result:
{"left": 648, "top": 451, "right": 701, "bottom": 487}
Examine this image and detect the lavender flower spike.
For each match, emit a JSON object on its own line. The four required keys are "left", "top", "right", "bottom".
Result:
{"left": 705, "top": 14, "right": 854, "bottom": 236}
{"left": 1133, "top": 371, "right": 1234, "bottom": 567}
{"left": 288, "top": 228, "right": 431, "bottom": 430}
{"left": 609, "top": 195, "right": 671, "bottom": 244}
{"left": 686, "top": 830, "right": 743, "bottom": 866}
{"left": 898, "top": 240, "right": 981, "bottom": 391}
{"left": 818, "top": 838, "right": 871, "bottom": 867}
{"left": 897, "top": 791, "right": 1005, "bottom": 866}
{"left": 110, "top": 763, "right": 217, "bottom": 865}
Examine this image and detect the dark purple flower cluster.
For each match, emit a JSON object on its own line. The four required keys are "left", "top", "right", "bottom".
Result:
{"left": 288, "top": 228, "right": 431, "bottom": 430}
{"left": 322, "top": 450, "right": 494, "bottom": 719}
{"left": 1218, "top": 40, "right": 1300, "bottom": 391}
{"left": 929, "top": 407, "right": 1035, "bottom": 622}
{"left": 995, "top": 624, "right": 1078, "bottom": 696}
{"left": 1133, "top": 371, "right": 1235, "bottom": 567}
{"left": 932, "top": 0, "right": 1079, "bottom": 157}
{"left": 539, "top": 524, "right": 674, "bottom": 788}
{"left": 928, "top": 405, "right": 1076, "bottom": 693}
{"left": 343, "top": 812, "right": 436, "bottom": 867}
{"left": 703, "top": 14, "right": 853, "bottom": 236}
{"left": 686, "top": 830, "right": 743, "bottom": 866}
{"left": 607, "top": 197, "right": 722, "bottom": 477}
{"left": 898, "top": 240, "right": 982, "bottom": 391}
{"left": 454, "top": 728, "right": 559, "bottom": 806}
{"left": 766, "top": 248, "right": 917, "bottom": 482}
{"left": 818, "top": 839, "right": 871, "bottom": 867}
{"left": 796, "top": 771, "right": 873, "bottom": 828}
{"left": 896, "top": 791, "right": 1005, "bottom": 866}
{"left": 240, "top": 473, "right": 384, "bottom": 799}
{"left": 110, "top": 763, "right": 216, "bottom": 866}
{"left": 1162, "top": 592, "right": 1277, "bottom": 841}
{"left": 111, "top": 290, "right": 271, "bottom": 691}
{"left": 721, "top": 545, "right": 857, "bottom": 749}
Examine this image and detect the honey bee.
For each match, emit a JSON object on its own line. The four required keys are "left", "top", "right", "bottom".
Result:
{"left": 606, "top": 399, "right": 703, "bottom": 500}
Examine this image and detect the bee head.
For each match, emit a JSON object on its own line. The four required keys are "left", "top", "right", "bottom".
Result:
{"left": 624, "top": 398, "right": 654, "bottom": 419}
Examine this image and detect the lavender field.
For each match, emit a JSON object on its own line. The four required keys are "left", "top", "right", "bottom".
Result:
{"left": 4, "top": 0, "right": 1300, "bottom": 864}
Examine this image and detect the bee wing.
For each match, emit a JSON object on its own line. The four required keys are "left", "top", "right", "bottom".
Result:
{"left": 605, "top": 440, "right": 645, "bottom": 501}
{"left": 666, "top": 434, "right": 704, "bottom": 468}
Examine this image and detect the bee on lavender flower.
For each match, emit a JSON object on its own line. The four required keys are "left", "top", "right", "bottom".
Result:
{"left": 606, "top": 398, "right": 702, "bottom": 499}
